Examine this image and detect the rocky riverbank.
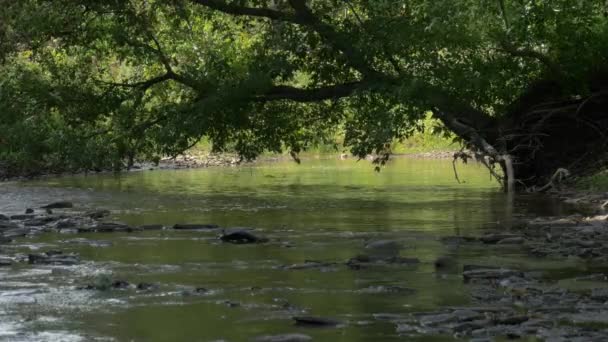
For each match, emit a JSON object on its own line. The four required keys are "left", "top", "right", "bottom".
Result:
{"left": 1, "top": 193, "right": 608, "bottom": 340}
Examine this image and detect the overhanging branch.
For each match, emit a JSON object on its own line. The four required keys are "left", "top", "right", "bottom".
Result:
{"left": 189, "top": 0, "right": 299, "bottom": 23}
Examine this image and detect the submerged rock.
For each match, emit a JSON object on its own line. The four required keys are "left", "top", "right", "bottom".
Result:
{"left": 0, "top": 214, "right": 8, "bottom": 221}
{"left": 173, "top": 223, "right": 220, "bottom": 230}
{"left": 0, "top": 258, "right": 12, "bottom": 267}
{"left": 86, "top": 209, "right": 111, "bottom": 219}
{"left": 254, "top": 334, "right": 312, "bottom": 342}
{"left": 220, "top": 229, "right": 268, "bottom": 244}
{"left": 293, "top": 316, "right": 342, "bottom": 327}
{"left": 28, "top": 251, "right": 80, "bottom": 265}
{"left": 93, "top": 222, "right": 131, "bottom": 233}
{"left": 10, "top": 214, "right": 35, "bottom": 220}
{"left": 136, "top": 282, "right": 159, "bottom": 291}
{"left": 41, "top": 201, "right": 73, "bottom": 209}
{"left": 25, "top": 208, "right": 34, "bottom": 214}
{"left": 479, "top": 233, "right": 520, "bottom": 244}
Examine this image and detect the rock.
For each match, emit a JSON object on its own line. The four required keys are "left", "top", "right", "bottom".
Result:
{"left": 25, "top": 208, "right": 34, "bottom": 214}
{"left": 495, "top": 316, "right": 528, "bottom": 325}
{"left": 139, "top": 224, "right": 164, "bottom": 230}
{"left": 93, "top": 222, "right": 131, "bottom": 232}
{"left": 0, "top": 221, "right": 19, "bottom": 230}
{"left": 463, "top": 266, "right": 524, "bottom": 282}
{"left": 86, "top": 209, "right": 110, "bottom": 219}
{"left": 284, "top": 260, "right": 338, "bottom": 270}
{"left": 293, "top": 316, "right": 342, "bottom": 327}
{"left": 173, "top": 223, "right": 220, "bottom": 230}
{"left": 24, "top": 216, "right": 57, "bottom": 227}
{"left": 0, "top": 214, "right": 8, "bottom": 221}
{"left": 358, "top": 285, "right": 415, "bottom": 294}
{"left": 364, "top": 239, "right": 402, "bottom": 257}
{"left": 0, "top": 258, "right": 12, "bottom": 267}
{"left": 10, "top": 214, "right": 35, "bottom": 220}
{"left": 56, "top": 219, "right": 77, "bottom": 229}
{"left": 111, "top": 280, "right": 130, "bottom": 289}
{"left": 440, "top": 236, "right": 478, "bottom": 245}
{"left": 590, "top": 288, "right": 608, "bottom": 301}
{"left": 496, "top": 237, "right": 525, "bottom": 245}
{"left": 41, "top": 201, "right": 73, "bottom": 209}
{"left": 28, "top": 251, "right": 80, "bottom": 265}
{"left": 220, "top": 229, "right": 268, "bottom": 244}
{"left": 136, "top": 282, "right": 159, "bottom": 291}
{"left": 434, "top": 256, "right": 458, "bottom": 270}
{"left": 254, "top": 334, "right": 312, "bottom": 342}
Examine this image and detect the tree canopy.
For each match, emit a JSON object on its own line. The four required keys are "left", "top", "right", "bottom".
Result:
{"left": 1, "top": 1, "right": 607, "bottom": 185}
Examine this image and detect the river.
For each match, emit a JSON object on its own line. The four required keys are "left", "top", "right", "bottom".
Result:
{"left": 0, "top": 158, "right": 574, "bottom": 341}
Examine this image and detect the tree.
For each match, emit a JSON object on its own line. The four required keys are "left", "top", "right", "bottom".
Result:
{"left": 1, "top": 0, "right": 607, "bottom": 189}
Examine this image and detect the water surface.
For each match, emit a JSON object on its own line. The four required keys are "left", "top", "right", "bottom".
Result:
{"left": 0, "top": 158, "right": 572, "bottom": 341}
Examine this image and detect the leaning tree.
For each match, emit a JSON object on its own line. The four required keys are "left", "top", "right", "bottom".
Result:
{"left": 1, "top": 0, "right": 607, "bottom": 189}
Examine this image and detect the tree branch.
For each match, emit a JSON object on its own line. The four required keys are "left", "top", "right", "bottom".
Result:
{"left": 256, "top": 81, "right": 364, "bottom": 102}
{"left": 499, "top": 39, "right": 563, "bottom": 78}
{"left": 188, "top": 0, "right": 299, "bottom": 23}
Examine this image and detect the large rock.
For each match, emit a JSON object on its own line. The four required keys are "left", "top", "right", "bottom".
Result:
{"left": 0, "top": 214, "right": 8, "bottom": 221}
{"left": 220, "top": 229, "right": 268, "bottom": 244}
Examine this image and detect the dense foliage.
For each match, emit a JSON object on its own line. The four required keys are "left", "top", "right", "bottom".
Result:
{"left": 1, "top": 1, "right": 607, "bottom": 180}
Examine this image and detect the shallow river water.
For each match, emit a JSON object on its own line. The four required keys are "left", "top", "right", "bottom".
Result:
{"left": 0, "top": 158, "right": 575, "bottom": 341}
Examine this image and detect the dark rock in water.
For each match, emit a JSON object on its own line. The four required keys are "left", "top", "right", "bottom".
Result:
{"left": 220, "top": 229, "right": 268, "bottom": 244}
{"left": 56, "top": 219, "right": 77, "bottom": 229}
{"left": 25, "top": 208, "right": 34, "bottom": 214}
{"left": 254, "top": 333, "right": 312, "bottom": 342}
{"left": 139, "top": 224, "right": 164, "bottom": 230}
{"left": 0, "top": 214, "right": 8, "bottom": 221}
{"left": 136, "top": 282, "right": 159, "bottom": 291}
{"left": 590, "top": 288, "right": 608, "bottom": 301}
{"left": 463, "top": 265, "right": 524, "bottom": 282}
{"left": 496, "top": 237, "right": 525, "bottom": 245}
{"left": 347, "top": 254, "right": 420, "bottom": 269}
{"left": 0, "top": 258, "right": 12, "bottom": 267}
{"left": 93, "top": 222, "right": 131, "bottom": 232}
{"left": 10, "top": 214, "right": 35, "bottom": 220}
{"left": 293, "top": 316, "right": 342, "bottom": 327}
{"left": 28, "top": 251, "right": 80, "bottom": 265}
{"left": 112, "top": 280, "right": 130, "bottom": 289}
{"left": 86, "top": 209, "right": 110, "bottom": 219}
{"left": 195, "top": 287, "right": 209, "bottom": 294}
{"left": 173, "top": 223, "right": 220, "bottom": 230}
{"left": 41, "top": 201, "right": 73, "bottom": 209}
{"left": 24, "top": 216, "right": 57, "bottom": 227}
{"left": 358, "top": 285, "right": 415, "bottom": 294}
{"left": 0, "top": 221, "right": 19, "bottom": 231}
{"left": 224, "top": 300, "right": 241, "bottom": 307}
{"left": 364, "top": 239, "right": 403, "bottom": 258}
{"left": 45, "top": 208, "right": 53, "bottom": 214}
{"left": 494, "top": 316, "right": 528, "bottom": 325}
{"left": 284, "top": 260, "right": 338, "bottom": 270}
{"left": 434, "top": 256, "right": 458, "bottom": 270}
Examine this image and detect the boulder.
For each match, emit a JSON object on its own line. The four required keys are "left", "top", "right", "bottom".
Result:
{"left": 220, "top": 229, "right": 268, "bottom": 244}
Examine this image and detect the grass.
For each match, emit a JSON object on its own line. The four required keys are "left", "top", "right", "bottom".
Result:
{"left": 575, "top": 170, "right": 608, "bottom": 192}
